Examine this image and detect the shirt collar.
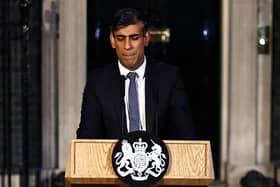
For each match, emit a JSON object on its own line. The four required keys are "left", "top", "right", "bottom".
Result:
{"left": 118, "top": 56, "right": 146, "bottom": 79}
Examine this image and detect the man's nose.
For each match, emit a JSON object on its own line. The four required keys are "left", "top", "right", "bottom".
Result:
{"left": 124, "top": 38, "right": 132, "bottom": 49}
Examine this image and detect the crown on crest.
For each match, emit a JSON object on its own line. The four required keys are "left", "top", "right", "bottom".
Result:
{"left": 133, "top": 138, "right": 148, "bottom": 153}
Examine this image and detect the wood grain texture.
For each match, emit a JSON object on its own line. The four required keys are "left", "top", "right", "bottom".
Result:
{"left": 65, "top": 139, "right": 214, "bottom": 186}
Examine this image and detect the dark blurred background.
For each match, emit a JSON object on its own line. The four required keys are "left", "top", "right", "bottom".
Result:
{"left": 1, "top": 0, "right": 280, "bottom": 186}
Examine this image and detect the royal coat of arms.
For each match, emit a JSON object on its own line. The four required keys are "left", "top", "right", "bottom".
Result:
{"left": 113, "top": 137, "right": 168, "bottom": 181}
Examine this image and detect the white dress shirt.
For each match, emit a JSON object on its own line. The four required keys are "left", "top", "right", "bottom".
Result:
{"left": 118, "top": 57, "right": 146, "bottom": 132}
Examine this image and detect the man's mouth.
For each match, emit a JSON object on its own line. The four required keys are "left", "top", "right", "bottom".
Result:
{"left": 123, "top": 52, "right": 136, "bottom": 56}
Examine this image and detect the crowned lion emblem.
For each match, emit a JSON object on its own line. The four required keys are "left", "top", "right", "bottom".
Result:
{"left": 113, "top": 138, "right": 167, "bottom": 181}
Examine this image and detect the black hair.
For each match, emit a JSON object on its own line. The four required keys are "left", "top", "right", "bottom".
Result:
{"left": 110, "top": 8, "right": 148, "bottom": 34}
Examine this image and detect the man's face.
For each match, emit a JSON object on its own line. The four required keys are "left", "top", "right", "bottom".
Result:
{"left": 110, "top": 22, "right": 150, "bottom": 71}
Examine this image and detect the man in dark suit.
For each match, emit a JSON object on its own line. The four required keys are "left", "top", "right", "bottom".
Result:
{"left": 77, "top": 8, "right": 195, "bottom": 140}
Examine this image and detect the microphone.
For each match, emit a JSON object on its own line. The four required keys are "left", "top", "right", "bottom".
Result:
{"left": 153, "top": 85, "right": 159, "bottom": 138}
{"left": 120, "top": 75, "right": 126, "bottom": 135}
{"left": 155, "top": 111, "right": 158, "bottom": 138}
{"left": 120, "top": 75, "right": 125, "bottom": 98}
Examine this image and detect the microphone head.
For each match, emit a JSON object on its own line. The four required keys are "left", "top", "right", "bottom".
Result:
{"left": 120, "top": 75, "right": 126, "bottom": 97}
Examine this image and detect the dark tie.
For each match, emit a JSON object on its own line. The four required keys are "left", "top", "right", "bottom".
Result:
{"left": 127, "top": 72, "right": 140, "bottom": 132}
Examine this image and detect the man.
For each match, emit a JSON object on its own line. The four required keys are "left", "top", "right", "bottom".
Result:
{"left": 77, "top": 8, "right": 195, "bottom": 139}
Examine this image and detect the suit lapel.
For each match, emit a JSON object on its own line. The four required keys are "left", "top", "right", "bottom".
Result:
{"left": 145, "top": 59, "right": 158, "bottom": 136}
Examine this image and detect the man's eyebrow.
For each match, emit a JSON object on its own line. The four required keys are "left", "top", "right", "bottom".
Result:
{"left": 115, "top": 33, "right": 141, "bottom": 37}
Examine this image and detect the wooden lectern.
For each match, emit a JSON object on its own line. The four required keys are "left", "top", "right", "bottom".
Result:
{"left": 65, "top": 139, "right": 214, "bottom": 186}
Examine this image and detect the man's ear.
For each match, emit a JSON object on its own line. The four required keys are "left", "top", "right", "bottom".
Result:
{"left": 144, "top": 31, "right": 151, "bottom": 47}
{"left": 109, "top": 32, "right": 116, "bottom": 48}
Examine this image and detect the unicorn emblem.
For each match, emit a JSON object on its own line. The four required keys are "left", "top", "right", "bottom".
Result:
{"left": 113, "top": 138, "right": 167, "bottom": 181}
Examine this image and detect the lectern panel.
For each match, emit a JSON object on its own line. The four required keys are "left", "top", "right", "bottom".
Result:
{"left": 74, "top": 141, "right": 116, "bottom": 177}
{"left": 65, "top": 139, "right": 214, "bottom": 186}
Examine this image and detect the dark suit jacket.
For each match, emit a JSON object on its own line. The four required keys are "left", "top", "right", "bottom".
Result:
{"left": 77, "top": 57, "right": 195, "bottom": 139}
